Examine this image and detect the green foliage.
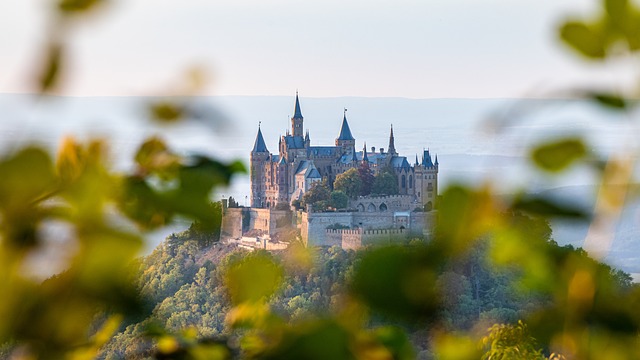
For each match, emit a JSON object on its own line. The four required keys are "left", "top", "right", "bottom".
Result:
{"left": 301, "top": 181, "right": 331, "bottom": 210}
{"left": 329, "top": 190, "right": 349, "bottom": 209}
{"left": 358, "top": 162, "right": 375, "bottom": 196}
{"left": 371, "top": 169, "right": 399, "bottom": 196}
{"left": 481, "top": 321, "right": 545, "bottom": 360}
{"left": 333, "top": 168, "right": 362, "bottom": 199}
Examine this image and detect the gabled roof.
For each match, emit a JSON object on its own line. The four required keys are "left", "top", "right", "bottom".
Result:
{"left": 337, "top": 114, "right": 355, "bottom": 141}
{"left": 391, "top": 156, "right": 411, "bottom": 169}
{"left": 306, "top": 166, "right": 321, "bottom": 179}
{"left": 252, "top": 126, "right": 268, "bottom": 153}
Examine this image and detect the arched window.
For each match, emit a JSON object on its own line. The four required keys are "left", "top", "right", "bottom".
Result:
{"left": 409, "top": 175, "right": 413, "bottom": 188}
{"left": 425, "top": 202, "right": 433, "bottom": 212}
{"left": 357, "top": 203, "right": 365, "bottom": 212}
{"left": 367, "top": 203, "right": 376, "bottom": 212}
{"left": 379, "top": 203, "right": 388, "bottom": 212}
{"left": 401, "top": 175, "right": 406, "bottom": 188}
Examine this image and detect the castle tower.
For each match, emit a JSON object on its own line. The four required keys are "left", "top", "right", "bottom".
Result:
{"left": 335, "top": 109, "right": 356, "bottom": 154}
{"left": 388, "top": 124, "right": 397, "bottom": 156}
{"left": 418, "top": 149, "right": 438, "bottom": 210}
{"left": 291, "top": 92, "right": 304, "bottom": 137}
{"left": 250, "top": 124, "right": 269, "bottom": 208}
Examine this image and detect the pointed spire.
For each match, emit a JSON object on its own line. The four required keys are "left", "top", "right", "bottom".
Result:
{"left": 435, "top": 155, "right": 439, "bottom": 166}
{"left": 388, "top": 124, "right": 396, "bottom": 155}
{"left": 305, "top": 130, "right": 310, "bottom": 141}
{"left": 293, "top": 91, "right": 303, "bottom": 119}
{"left": 337, "top": 109, "right": 355, "bottom": 141}
{"left": 352, "top": 146, "right": 358, "bottom": 162}
{"left": 363, "top": 142, "right": 369, "bottom": 162}
{"left": 415, "top": 154, "right": 419, "bottom": 166}
{"left": 252, "top": 123, "right": 268, "bottom": 153}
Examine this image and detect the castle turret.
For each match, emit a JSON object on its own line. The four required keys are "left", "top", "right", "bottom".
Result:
{"left": 251, "top": 124, "right": 269, "bottom": 208}
{"left": 336, "top": 109, "right": 355, "bottom": 154}
{"left": 305, "top": 130, "right": 310, "bottom": 148}
{"left": 363, "top": 142, "right": 369, "bottom": 163}
{"left": 291, "top": 92, "right": 304, "bottom": 137}
{"left": 388, "top": 124, "right": 397, "bottom": 156}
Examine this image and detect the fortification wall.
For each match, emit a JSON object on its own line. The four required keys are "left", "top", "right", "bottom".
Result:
{"left": 221, "top": 208, "right": 244, "bottom": 238}
{"left": 361, "top": 228, "right": 408, "bottom": 246}
{"left": 304, "top": 212, "right": 353, "bottom": 246}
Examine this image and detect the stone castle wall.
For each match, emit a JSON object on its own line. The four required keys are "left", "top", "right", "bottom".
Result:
{"left": 222, "top": 208, "right": 291, "bottom": 239}
{"left": 325, "top": 228, "right": 412, "bottom": 249}
{"left": 302, "top": 210, "right": 433, "bottom": 247}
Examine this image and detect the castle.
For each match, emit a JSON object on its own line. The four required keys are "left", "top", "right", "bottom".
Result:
{"left": 222, "top": 94, "right": 439, "bottom": 248}
{"left": 250, "top": 93, "right": 439, "bottom": 210}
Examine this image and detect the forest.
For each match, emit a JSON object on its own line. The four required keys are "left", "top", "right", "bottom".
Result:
{"left": 91, "top": 210, "right": 633, "bottom": 359}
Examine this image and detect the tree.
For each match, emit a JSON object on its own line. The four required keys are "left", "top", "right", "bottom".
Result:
{"left": 372, "top": 168, "right": 399, "bottom": 196}
{"left": 301, "top": 181, "right": 331, "bottom": 209}
{"left": 333, "top": 168, "right": 362, "bottom": 199}
{"left": 358, "top": 162, "right": 375, "bottom": 196}
{"left": 330, "top": 190, "right": 349, "bottom": 209}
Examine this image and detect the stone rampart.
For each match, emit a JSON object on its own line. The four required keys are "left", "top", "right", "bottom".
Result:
{"left": 221, "top": 208, "right": 244, "bottom": 238}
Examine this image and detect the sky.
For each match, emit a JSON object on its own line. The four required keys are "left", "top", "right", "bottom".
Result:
{"left": 0, "top": 0, "right": 631, "bottom": 98}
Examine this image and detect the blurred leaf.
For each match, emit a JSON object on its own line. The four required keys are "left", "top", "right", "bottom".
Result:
{"left": 560, "top": 21, "right": 606, "bottom": 59}
{"left": 350, "top": 245, "right": 440, "bottom": 321}
{"left": 436, "top": 185, "right": 498, "bottom": 253}
{"left": 225, "top": 252, "right": 283, "bottom": 304}
{"left": 588, "top": 92, "right": 629, "bottom": 110}
{"left": 530, "top": 138, "right": 587, "bottom": 172}
{"left": 605, "top": 0, "right": 629, "bottom": 25}
{"left": 38, "top": 42, "right": 64, "bottom": 92}
{"left": 58, "top": 0, "right": 104, "bottom": 13}
{"left": 149, "top": 101, "right": 186, "bottom": 123}
{"left": 371, "top": 326, "right": 415, "bottom": 360}
{"left": 56, "top": 137, "right": 84, "bottom": 184}
{"left": 134, "top": 137, "right": 180, "bottom": 177}
{"left": 511, "top": 195, "right": 590, "bottom": 219}
{"left": 261, "top": 320, "right": 352, "bottom": 360}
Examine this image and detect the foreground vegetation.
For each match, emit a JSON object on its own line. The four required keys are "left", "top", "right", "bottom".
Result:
{"left": 2, "top": 0, "right": 640, "bottom": 358}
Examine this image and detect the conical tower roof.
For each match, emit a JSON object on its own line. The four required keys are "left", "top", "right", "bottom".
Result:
{"left": 337, "top": 111, "right": 355, "bottom": 141}
{"left": 252, "top": 125, "right": 268, "bottom": 153}
{"left": 363, "top": 142, "right": 369, "bottom": 162}
{"left": 293, "top": 92, "right": 303, "bottom": 118}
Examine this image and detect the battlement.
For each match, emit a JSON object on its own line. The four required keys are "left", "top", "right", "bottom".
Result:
{"left": 356, "top": 194, "right": 414, "bottom": 201}
{"left": 325, "top": 228, "right": 406, "bottom": 236}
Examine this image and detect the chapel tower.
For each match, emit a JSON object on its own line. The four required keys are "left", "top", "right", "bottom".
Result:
{"left": 291, "top": 92, "right": 304, "bottom": 137}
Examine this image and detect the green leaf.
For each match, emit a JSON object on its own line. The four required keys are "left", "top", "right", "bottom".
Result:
{"left": 225, "top": 252, "right": 283, "bottom": 304}
{"left": 560, "top": 21, "right": 607, "bottom": 59}
{"left": 38, "top": 43, "right": 64, "bottom": 93}
{"left": 530, "top": 138, "right": 587, "bottom": 172}
{"left": 134, "top": 137, "right": 180, "bottom": 176}
{"left": 58, "top": 0, "right": 104, "bottom": 13}
{"left": 589, "top": 92, "right": 630, "bottom": 110}
{"left": 261, "top": 320, "right": 352, "bottom": 360}
{"left": 350, "top": 245, "right": 440, "bottom": 321}
{"left": 512, "top": 195, "right": 590, "bottom": 219}
{"left": 148, "top": 101, "right": 186, "bottom": 123}
{"left": 605, "top": 0, "right": 629, "bottom": 29}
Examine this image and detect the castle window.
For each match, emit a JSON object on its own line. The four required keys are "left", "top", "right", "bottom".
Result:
{"left": 379, "top": 203, "right": 388, "bottom": 212}
{"left": 409, "top": 175, "right": 413, "bottom": 188}
{"left": 401, "top": 175, "right": 406, "bottom": 188}
{"left": 367, "top": 203, "right": 376, "bottom": 212}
